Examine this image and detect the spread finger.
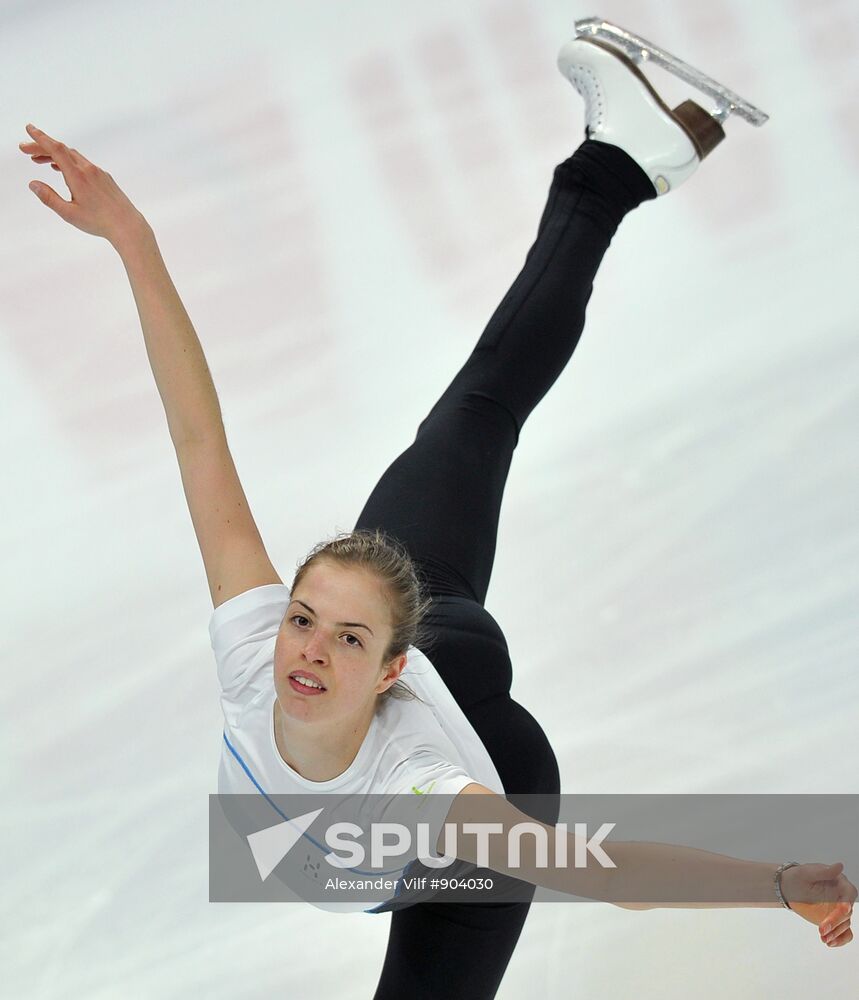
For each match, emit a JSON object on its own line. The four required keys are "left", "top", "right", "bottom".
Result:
{"left": 25, "top": 126, "right": 75, "bottom": 166}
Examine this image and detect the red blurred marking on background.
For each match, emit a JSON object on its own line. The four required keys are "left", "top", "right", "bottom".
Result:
{"left": 346, "top": 48, "right": 469, "bottom": 278}
{"left": 416, "top": 26, "right": 482, "bottom": 102}
{"left": 483, "top": 0, "right": 564, "bottom": 151}
{"left": 483, "top": 0, "right": 549, "bottom": 89}
{"left": 4, "top": 63, "right": 337, "bottom": 477}
{"left": 793, "top": 0, "right": 859, "bottom": 168}
{"left": 414, "top": 19, "right": 529, "bottom": 262}
{"left": 806, "top": 12, "right": 858, "bottom": 64}
{"left": 416, "top": 27, "right": 501, "bottom": 168}
{"left": 349, "top": 51, "right": 413, "bottom": 129}
{"left": 837, "top": 102, "right": 859, "bottom": 167}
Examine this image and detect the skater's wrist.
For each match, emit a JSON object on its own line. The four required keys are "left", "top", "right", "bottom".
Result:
{"left": 110, "top": 212, "right": 155, "bottom": 258}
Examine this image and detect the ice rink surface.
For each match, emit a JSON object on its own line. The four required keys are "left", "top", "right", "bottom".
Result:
{"left": 3, "top": 0, "right": 858, "bottom": 996}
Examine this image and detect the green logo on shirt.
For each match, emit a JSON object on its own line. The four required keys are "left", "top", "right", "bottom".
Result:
{"left": 411, "top": 781, "right": 436, "bottom": 795}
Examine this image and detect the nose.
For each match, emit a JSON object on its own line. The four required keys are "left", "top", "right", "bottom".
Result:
{"left": 301, "top": 629, "right": 329, "bottom": 664}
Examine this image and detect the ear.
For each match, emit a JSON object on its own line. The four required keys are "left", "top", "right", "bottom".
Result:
{"left": 378, "top": 653, "right": 407, "bottom": 693}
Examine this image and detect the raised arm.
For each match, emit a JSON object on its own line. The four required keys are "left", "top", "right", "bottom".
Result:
{"left": 114, "top": 226, "right": 282, "bottom": 607}
{"left": 21, "top": 124, "right": 281, "bottom": 607}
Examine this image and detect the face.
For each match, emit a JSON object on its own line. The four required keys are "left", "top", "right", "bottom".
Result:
{"left": 273, "top": 559, "right": 406, "bottom": 725}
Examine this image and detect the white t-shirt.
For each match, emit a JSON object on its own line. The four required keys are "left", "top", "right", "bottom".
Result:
{"left": 210, "top": 583, "right": 504, "bottom": 913}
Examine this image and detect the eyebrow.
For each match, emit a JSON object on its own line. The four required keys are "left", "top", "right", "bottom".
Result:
{"left": 289, "top": 600, "right": 374, "bottom": 636}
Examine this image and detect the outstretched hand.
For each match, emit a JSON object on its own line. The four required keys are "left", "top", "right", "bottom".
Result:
{"left": 781, "top": 862, "right": 856, "bottom": 949}
{"left": 19, "top": 124, "right": 146, "bottom": 247}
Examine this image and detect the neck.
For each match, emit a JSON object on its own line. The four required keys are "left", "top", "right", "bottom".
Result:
{"left": 273, "top": 695, "right": 376, "bottom": 782}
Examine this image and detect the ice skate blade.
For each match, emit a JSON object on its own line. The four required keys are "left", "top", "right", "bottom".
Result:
{"left": 575, "top": 17, "right": 769, "bottom": 127}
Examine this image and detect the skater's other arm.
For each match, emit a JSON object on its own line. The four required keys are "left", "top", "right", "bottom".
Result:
{"left": 20, "top": 126, "right": 282, "bottom": 607}
{"left": 446, "top": 784, "right": 856, "bottom": 947}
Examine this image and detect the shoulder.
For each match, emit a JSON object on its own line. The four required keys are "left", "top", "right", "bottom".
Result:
{"left": 457, "top": 782, "right": 496, "bottom": 795}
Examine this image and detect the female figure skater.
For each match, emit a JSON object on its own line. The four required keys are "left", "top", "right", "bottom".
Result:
{"left": 22, "top": 26, "right": 855, "bottom": 1000}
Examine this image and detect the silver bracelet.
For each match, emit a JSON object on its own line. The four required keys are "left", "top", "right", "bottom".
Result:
{"left": 774, "top": 861, "right": 801, "bottom": 910}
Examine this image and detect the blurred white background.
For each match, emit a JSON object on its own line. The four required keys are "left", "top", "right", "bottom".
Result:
{"left": 3, "top": 0, "right": 858, "bottom": 997}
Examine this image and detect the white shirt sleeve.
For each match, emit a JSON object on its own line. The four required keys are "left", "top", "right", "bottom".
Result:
{"left": 397, "top": 750, "right": 478, "bottom": 798}
{"left": 208, "top": 584, "right": 291, "bottom": 718}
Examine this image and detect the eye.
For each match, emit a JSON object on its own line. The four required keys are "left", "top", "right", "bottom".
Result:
{"left": 290, "top": 615, "right": 363, "bottom": 649}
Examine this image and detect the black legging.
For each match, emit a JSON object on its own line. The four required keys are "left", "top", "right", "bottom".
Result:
{"left": 353, "top": 139, "right": 656, "bottom": 999}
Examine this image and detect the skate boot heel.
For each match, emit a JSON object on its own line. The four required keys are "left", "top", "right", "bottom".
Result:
{"left": 672, "top": 100, "right": 725, "bottom": 160}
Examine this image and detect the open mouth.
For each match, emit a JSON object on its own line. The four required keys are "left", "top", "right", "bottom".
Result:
{"left": 288, "top": 674, "right": 327, "bottom": 695}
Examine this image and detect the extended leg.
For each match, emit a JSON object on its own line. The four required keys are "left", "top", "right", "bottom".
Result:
{"left": 354, "top": 139, "right": 655, "bottom": 604}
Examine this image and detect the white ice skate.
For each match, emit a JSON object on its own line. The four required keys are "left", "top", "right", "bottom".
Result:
{"left": 558, "top": 17, "right": 770, "bottom": 196}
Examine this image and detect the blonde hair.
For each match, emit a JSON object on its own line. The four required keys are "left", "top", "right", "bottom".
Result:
{"left": 290, "top": 528, "right": 434, "bottom": 704}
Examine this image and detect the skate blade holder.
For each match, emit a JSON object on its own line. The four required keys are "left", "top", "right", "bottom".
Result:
{"left": 575, "top": 17, "right": 769, "bottom": 127}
